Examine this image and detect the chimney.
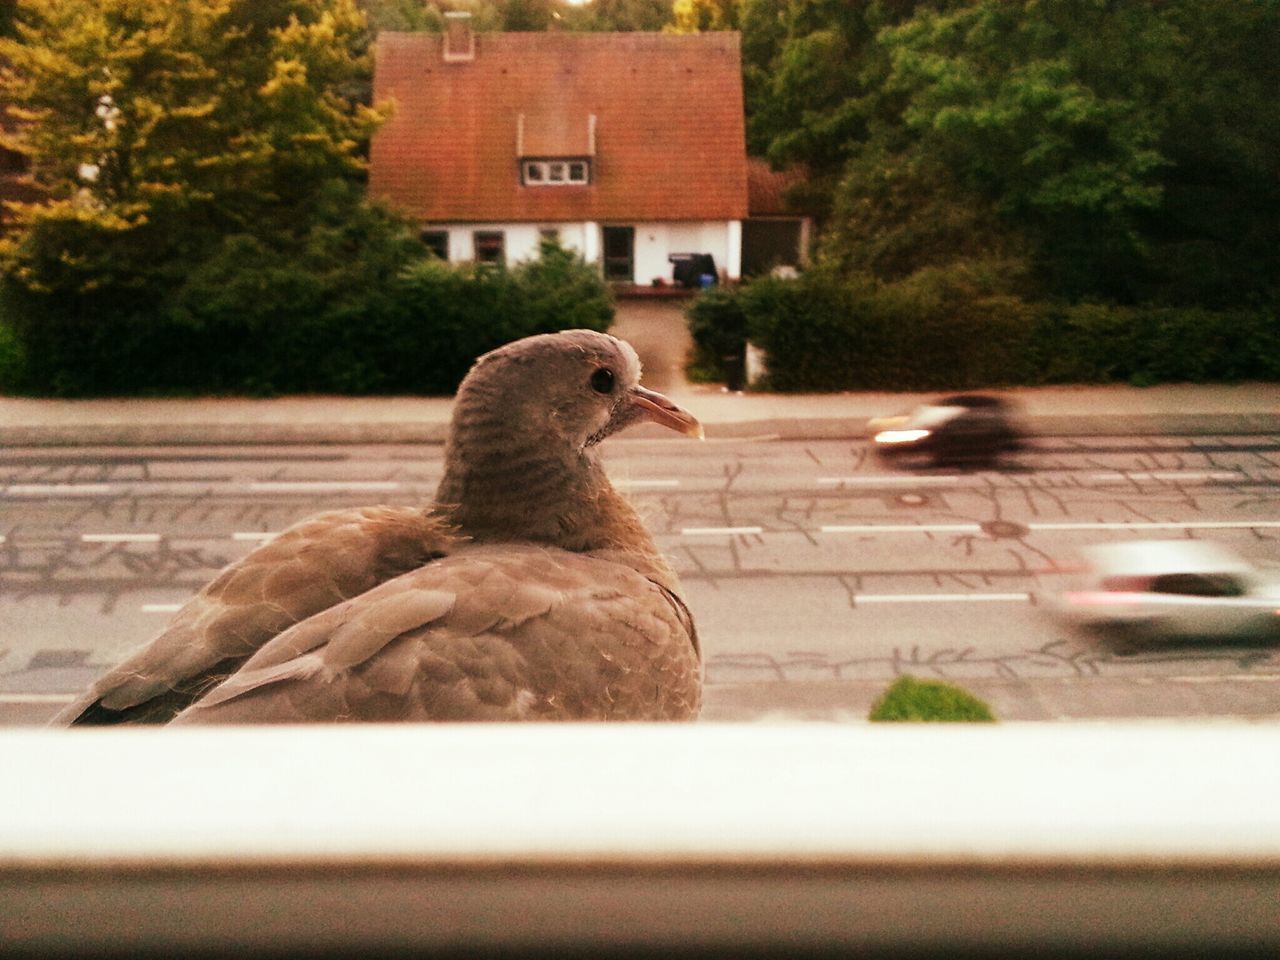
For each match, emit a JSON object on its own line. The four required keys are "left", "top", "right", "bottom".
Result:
{"left": 443, "top": 11, "right": 475, "bottom": 63}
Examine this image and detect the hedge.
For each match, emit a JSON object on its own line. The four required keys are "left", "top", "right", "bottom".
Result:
{"left": 0, "top": 240, "right": 613, "bottom": 397}
{"left": 687, "top": 270, "right": 1280, "bottom": 391}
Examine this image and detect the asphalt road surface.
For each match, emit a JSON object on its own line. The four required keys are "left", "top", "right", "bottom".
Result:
{"left": 3, "top": 433, "right": 1279, "bottom": 724}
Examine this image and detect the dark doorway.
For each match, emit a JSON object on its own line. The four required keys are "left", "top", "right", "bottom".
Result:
{"left": 741, "top": 218, "right": 805, "bottom": 276}
{"left": 602, "top": 226, "right": 635, "bottom": 282}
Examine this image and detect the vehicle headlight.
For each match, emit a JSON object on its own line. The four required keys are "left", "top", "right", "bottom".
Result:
{"left": 874, "top": 429, "right": 931, "bottom": 445}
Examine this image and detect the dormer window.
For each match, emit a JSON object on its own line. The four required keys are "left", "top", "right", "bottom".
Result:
{"left": 522, "top": 158, "right": 590, "bottom": 186}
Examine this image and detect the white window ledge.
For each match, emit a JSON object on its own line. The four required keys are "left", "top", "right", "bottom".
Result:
{"left": 3, "top": 723, "right": 1279, "bottom": 956}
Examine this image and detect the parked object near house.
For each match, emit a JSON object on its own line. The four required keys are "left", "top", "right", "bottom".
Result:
{"left": 669, "top": 253, "right": 718, "bottom": 289}
{"left": 1049, "top": 540, "right": 1280, "bottom": 645}
{"left": 369, "top": 17, "right": 748, "bottom": 285}
{"left": 868, "top": 394, "right": 1025, "bottom": 468}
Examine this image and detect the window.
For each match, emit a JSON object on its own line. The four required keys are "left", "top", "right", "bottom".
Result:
{"left": 419, "top": 230, "right": 449, "bottom": 261}
{"left": 1150, "top": 573, "right": 1246, "bottom": 597}
{"left": 521, "top": 158, "right": 590, "bottom": 186}
{"left": 473, "top": 231, "right": 504, "bottom": 265}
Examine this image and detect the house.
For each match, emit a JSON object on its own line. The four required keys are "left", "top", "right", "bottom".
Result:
{"left": 368, "top": 15, "right": 749, "bottom": 285}
{"left": 743, "top": 157, "right": 811, "bottom": 277}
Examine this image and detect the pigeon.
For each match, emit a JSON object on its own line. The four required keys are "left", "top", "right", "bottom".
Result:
{"left": 54, "top": 329, "right": 703, "bottom": 724}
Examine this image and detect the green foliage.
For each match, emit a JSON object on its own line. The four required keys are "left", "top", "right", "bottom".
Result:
{"left": 385, "top": 1, "right": 674, "bottom": 33}
{"left": 824, "top": 145, "right": 1028, "bottom": 284}
{"left": 868, "top": 675, "right": 996, "bottom": 723}
{"left": 668, "top": 0, "right": 737, "bottom": 34}
{"left": 0, "top": 232, "right": 612, "bottom": 396}
{"left": 359, "top": 0, "right": 444, "bottom": 32}
{"left": 0, "top": 0, "right": 615, "bottom": 396}
{"left": 366, "top": 247, "right": 609, "bottom": 394}
{"left": 745, "top": 1, "right": 1280, "bottom": 310}
{"left": 877, "top": 1, "right": 1174, "bottom": 301}
{"left": 1135, "top": 2, "right": 1280, "bottom": 308}
{"left": 690, "top": 272, "right": 1280, "bottom": 392}
{"left": 684, "top": 286, "right": 747, "bottom": 382}
{"left": 1028, "top": 304, "right": 1280, "bottom": 387}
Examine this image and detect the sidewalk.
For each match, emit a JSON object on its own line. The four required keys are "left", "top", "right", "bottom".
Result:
{"left": 0, "top": 380, "right": 1275, "bottom": 447}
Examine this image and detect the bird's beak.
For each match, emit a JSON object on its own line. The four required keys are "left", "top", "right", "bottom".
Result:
{"left": 628, "top": 385, "right": 704, "bottom": 440}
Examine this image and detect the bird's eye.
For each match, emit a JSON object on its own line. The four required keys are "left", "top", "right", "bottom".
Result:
{"left": 589, "top": 367, "right": 615, "bottom": 394}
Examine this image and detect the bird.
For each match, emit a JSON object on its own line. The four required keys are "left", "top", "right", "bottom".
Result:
{"left": 53, "top": 329, "right": 704, "bottom": 724}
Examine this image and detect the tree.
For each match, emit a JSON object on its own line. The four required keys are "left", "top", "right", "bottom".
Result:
{"left": 877, "top": 0, "right": 1176, "bottom": 300}
{"left": 739, "top": 1, "right": 943, "bottom": 224}
{"left": 1139, "top": 0, "right": 1280, "bottom": 307}
{"left": 0, "top": 0, "right": 418, "bottom": 394}
{"left": 359, "top": 0, "right": 444, "bottom": 32}
{"left": 668, "top": 0, "right": 737, "bottom": 34}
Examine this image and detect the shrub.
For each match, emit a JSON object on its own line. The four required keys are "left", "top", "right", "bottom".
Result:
{"left": 689, "top": 269, "right": 1280, "bottom": 391}
{"left": 868, "top": 675, "right": 996, "bottom": 723}
{"left": 685, "top": 286, "right": 748, "bottom": 383}
{"left": 0, "top": 229, "right": 613, "bottom": 396}
{"left": 741, "top": 270, "right": 880, "bottom": 391}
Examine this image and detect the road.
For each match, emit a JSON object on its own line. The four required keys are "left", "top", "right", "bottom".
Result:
{"left": 3, "top": 433, "right": 1279, "bottom": 723}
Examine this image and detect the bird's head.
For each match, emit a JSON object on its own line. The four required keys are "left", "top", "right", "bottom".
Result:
{"left": 457, "top": 329, "right": 703, "bottom": 452}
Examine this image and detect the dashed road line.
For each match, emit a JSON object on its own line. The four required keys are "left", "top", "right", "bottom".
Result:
{"left": 1026, "top": 520, "right": 1280, "bottom": 532}
{"left": 822, "top": 523, "right": 983, "bottom": 534}
{"left": 855, "top": 592, "right": 1031, "bottom": 604}
{"left": 4, "top": 483, "right": 113, "bottom": 496}
{"left": 80, "top": 533, "right": 162, "bottom": 544}
{"left": 141, "top": 603, "right": 183, "bottom": 613}
{"left": 0, "top": 693, "right": 77, "bottom": 704}
{"left": 232, "top": 532, "right": 278, "bottom": 542}
{"left": 818, "top": 476, "right": 963, "bottom": 486}
{"left": 247, "top": 481, "right": 403, "bottom": 493}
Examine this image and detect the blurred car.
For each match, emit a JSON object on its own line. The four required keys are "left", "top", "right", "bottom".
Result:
{"left": 868, "top": 394, "right": 1024, "bottom": 467}
{"left": 1051, "top": 540, "right": 1280, "bottom": 642}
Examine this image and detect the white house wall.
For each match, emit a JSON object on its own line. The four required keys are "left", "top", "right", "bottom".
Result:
{"left": 430, "top": 221, "right": 741, "bottom": 281}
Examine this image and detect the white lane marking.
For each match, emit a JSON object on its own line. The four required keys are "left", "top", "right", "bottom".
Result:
{"left": 822, "top": 523, "right": 982, "bottom": 534}
{"left": 141, "top": 603, "right": 183, "bottom": 613}
{"left": 248, "top": 481, "right": 402, "bottom": 493}
{"left": 613, "top": 479, "right": 681, "bottom": 489}
{"left": 4, "top": 484, "right": 112, "bottom": 496}
{"left": 1027, "top": 520, "right": 1280, "bottom": 532}
{"left": 681, "top": 526, "right": 765, "bottom": 536}
{"left": 818, "top": 476, "right": 963, "bottom": 486}
{"left": 855, "top": 593, "right": 1031, "bottom": 604}
{"left": 81, "top": 533, "right": 162, "bottom": 544}
{"left": 0, "top": 693, "right": 77, "bottom": 704}
{"left": 232, "top": 532, "right": 278, "bottom": 542}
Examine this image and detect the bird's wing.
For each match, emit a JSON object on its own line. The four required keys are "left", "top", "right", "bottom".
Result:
{"left": 171, "top": 544, "right": 702, "bottom": 723}
{"left": 56, "top": 506, "right": 457, "bottom": 725}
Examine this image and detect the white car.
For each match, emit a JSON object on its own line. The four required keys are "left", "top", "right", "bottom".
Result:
{"left": 1052, "top": 540, "right": 1280, "bottom": 642}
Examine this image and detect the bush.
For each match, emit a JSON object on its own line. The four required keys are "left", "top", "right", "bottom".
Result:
{"left": 742, "top": 270, "right": 880, "bottom": 391}
{"left": 868, "top": 675, "right": 996, "bottom": 723}
{"left": 688, "top": 269, "right": 1280, "bottom": 391}
{"left": 685, "top": 286, "right": 748, "bottom": 383}
{"left": 0, "top": 227, "right": 613, "bottom": 396}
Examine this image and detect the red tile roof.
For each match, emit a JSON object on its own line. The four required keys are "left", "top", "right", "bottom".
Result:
{"left": 369, "top": 31, "right": 749, "bottom": 223}
{"left": 746, "top": 157, "right": 808, "bottom": 217}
